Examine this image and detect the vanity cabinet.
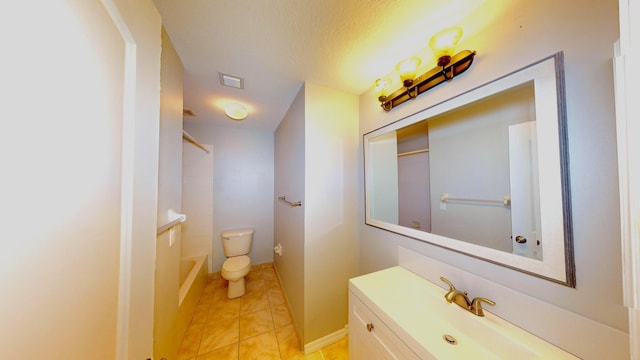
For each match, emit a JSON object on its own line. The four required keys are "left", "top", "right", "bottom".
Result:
{"left": 349, "top": 293, "right": 422, "bottom": 360}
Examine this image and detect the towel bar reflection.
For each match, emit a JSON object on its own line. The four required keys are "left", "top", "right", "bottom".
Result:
{"left": 278, "top": 196, "right": 302, "bottom": 207}
{"left": 441, "top": 193, "right": 511, "bottom": 207}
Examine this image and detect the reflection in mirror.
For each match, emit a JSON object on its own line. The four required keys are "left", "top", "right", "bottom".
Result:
{"left": 365, "top": 53, "right": 574, "bottom": 286}
{"left": 373, "top": 83, "right": 541, "bottom": 259}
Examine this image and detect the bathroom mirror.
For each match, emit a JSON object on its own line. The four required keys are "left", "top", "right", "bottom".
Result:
{"left": 364, "top": 53, "right": 575, "bottom": 286}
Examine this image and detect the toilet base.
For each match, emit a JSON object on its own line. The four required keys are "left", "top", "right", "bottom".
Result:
{"left": 226, "top": 277, "right": 246, "bottom": 298}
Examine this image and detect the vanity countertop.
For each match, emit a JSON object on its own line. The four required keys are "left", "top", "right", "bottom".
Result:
{"left": 349, "top": 266, "right": 579, "bottom": 359}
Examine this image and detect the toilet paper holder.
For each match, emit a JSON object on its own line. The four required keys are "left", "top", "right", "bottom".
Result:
{"left": 274, "top": 243, "right": 283, "bottom": 256}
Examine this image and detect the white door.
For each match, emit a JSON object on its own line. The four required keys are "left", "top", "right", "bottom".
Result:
{"left": 508, "top": 121, "right": 542, "bottom": 259}
{"left": 0, "top": 1, "right": 129, "bottom": 358}
{"left": 615, "top": 2, "right": 640, "bottom": 356}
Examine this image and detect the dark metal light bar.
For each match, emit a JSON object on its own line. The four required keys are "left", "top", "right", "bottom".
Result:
{"left": 380, "top": 50, "right": 477, "bottom": 111}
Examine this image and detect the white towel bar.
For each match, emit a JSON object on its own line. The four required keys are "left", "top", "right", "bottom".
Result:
{"left": 157, "top": 211, "right": 187, "bottom": 234}
{"left": 441, "top": 193, "right": 511, "bottom": 207}
{"left": 278, "top": 196, "right": 302, "bottom": 207}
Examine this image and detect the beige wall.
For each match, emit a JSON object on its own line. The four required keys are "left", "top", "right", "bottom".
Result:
{"left": 154, "top": 27, "right": 184, "bottom": 360}
{"left": 157, "top": 27, "right": 184, "bottom": 228}
{"left": 154, "top": 229, "right": 181, "bottom": 358}
{"left": 303, "top": 83, "right": 360, "bottom": 344}
{"left": 0, "top": 0, "right": 162, "bottom": 358}
{"left": 274, "top": 85, "right": 307, "bottom": 338}
{"left": 183, "top": 123, "right": 275, "bottom": 272}
{"left": 358, "top": 0, "right": 625, "bottom": 338}
{"left": 274, "top": 83, "right": 359, "bottom": 347}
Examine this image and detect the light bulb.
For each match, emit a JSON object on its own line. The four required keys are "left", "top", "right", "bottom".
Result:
{"left": 429, "top": 27, "right": 463, "bottom": 67}
{"left": 374, "top": 78, "right": 390, "bottom": 101}
{"left": 396, "top": 56, "right": 421, "bottom": 87}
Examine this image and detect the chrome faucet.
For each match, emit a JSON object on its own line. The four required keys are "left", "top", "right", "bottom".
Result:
{"left": 440, "top": 277, "right": 495, "bottom": 317}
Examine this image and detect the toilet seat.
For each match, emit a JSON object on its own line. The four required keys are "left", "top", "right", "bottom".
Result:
{"left": 223, "top": 255, "right": 250, "bottom": 271}
{"left": 221, "top": 255, "right": 251, "bottom": 280}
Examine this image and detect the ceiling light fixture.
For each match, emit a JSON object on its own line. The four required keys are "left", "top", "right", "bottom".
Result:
{"left": 375, "top": 26, "right": 475, "bottom": 112}
{"left": 224, "top": 102, "right": 248, "bottom": 120}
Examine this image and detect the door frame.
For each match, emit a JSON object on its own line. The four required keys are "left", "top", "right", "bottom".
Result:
{"left": 615, "top": 1, "right": 640, "bottom": 358}
{"left": 99, "top": 1, "right": 137, "bottom": 358}
{"left": 99, "top": 1, "right": 162, "bottom": 358}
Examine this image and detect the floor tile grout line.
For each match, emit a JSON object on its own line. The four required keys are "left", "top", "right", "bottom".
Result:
{"left": 182, "top": 263, "right": 312, "bottom": 360}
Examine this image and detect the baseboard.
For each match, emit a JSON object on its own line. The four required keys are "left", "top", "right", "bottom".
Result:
{"left": 303, "top": 325, "right": 349, "bottom": 354}
{"left": 272, "top": 264, "right": 304, "bottom": 351}
{"left": 630, "top": 307, "right": 640, "bottom": 359}
{"left": 272, "top": 263, "right": 349, "bottom": 355}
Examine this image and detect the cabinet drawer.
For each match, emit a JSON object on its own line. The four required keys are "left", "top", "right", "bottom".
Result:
{"left": 350, "top": 292, "right": 421, "bottom": 360}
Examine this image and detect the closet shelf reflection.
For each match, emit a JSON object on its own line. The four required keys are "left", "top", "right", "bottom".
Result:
{"left": 397, "top": 149, "right": 429, "bottom": 157}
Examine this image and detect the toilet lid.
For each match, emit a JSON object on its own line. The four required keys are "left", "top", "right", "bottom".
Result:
{"left": 224, "top": 255, "right": 250, "bottom": 272}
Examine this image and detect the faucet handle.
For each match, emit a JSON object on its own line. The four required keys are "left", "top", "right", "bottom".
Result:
{"left": 470, "top": 297, "right": 495, "bottom": 317}
{"left": 440, "top": 277, "right": 467, "bottom": 303}
{"left": 440, "top": 276, "right": 456, "bottom": 291}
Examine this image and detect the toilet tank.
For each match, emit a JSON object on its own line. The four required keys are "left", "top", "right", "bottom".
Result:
{"left": 221, "top": 228, "right": 254, "bottom": 257}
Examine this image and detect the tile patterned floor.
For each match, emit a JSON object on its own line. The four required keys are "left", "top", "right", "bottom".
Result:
{"left": 178, "top": 262, "right": 349, "bottom": 360}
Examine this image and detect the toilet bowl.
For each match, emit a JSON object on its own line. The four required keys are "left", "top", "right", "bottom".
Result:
{"left": 221, "top": 255, "right": 251, "bottom": 298}
{"left": 220, "top": 228, "right": 254, "bottom": 298}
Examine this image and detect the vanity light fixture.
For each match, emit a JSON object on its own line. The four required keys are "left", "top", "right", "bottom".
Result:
{"left": 375, "top": 26, "right": 476, "bottom": 111}
{"left": 224, "top": 102, "right": 248, "bottom": 120}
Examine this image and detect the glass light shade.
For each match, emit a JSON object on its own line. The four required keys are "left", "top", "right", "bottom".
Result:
{"left": 429, "top": 27, "right": 463, "bottom": 65}
{"left": 224, "top": 102, "right": 248, "bottom": 120}
{"left": 374, "top": 78, "right": 390, "bottom": 100}
{"left": 396, "top": 56, "right": 422, "bottom": 86}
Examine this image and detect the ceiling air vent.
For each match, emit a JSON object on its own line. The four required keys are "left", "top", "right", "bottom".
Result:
{"left": 219, "top": 72, "right": 244, "bottom": 89}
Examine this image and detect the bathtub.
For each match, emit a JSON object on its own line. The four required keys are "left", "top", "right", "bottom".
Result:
{"left": 177, "top": 254, "right": 207, "bottom": 341}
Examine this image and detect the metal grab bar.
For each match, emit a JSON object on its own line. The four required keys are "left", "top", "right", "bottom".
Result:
{"left": 278, "top": 196, "right": 302, "bottom": 207}
{"left": 441, "top": 193, "right": 511, "bottom": 207}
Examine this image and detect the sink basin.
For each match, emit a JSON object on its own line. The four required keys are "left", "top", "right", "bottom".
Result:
{"left": 349, "top": 266, "right": 579, "bottom": 359}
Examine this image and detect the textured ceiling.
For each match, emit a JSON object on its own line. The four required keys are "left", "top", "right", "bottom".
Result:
{"left": 153, "top": 0, "right": 490, "bottom": 131}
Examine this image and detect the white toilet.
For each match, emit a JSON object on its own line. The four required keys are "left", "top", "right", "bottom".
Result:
{"left": 220, "top": 228, "right": 254, "bottom": 298}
